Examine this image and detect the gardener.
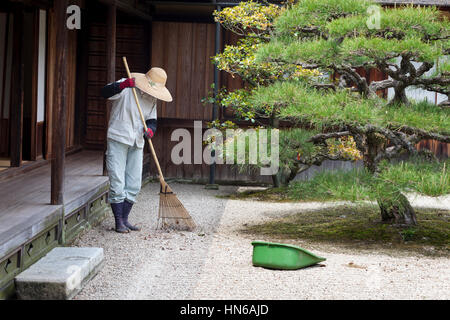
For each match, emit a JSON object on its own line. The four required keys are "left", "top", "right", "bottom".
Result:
{"left": 101, "top": 67, "right": 173, "bottom": 233}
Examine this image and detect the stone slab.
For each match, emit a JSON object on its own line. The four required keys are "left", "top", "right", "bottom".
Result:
{"left": 15, "top": 247, "right": 104, "bottom": 300}
{"left": 236, "top": 186, "right": 268, "bottom": 193}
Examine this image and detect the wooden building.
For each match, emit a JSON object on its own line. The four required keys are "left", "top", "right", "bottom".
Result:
{"left": 0, "top": 0, "right": 448, "bottom": 299}
{"left": 0, "top": 0, "right": 271, "bottom": 300}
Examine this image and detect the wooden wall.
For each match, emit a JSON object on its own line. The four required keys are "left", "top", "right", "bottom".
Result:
{"left": 0, "top": 7, "right": 50, "bottom": 163}
{"left": 144, "top": 121, "right": 272, "bottom": 183}
{"left": 220, "top": 30, "right": 245, "bottom": 120}
{"left": 144, "top": 22, "right": 272, "bottom": 182}
{"left": 150, "top": 22, "right": 247, "bottom": 121}
{"left": 82, "top": 16, "right": 269, "bottom": 182}
{"left": 0, "top": 119, "right": 7, "bottom": 157}
{"left": 0, "top": 12, "right": 13, "bottom": 158}
{"left": 417, "top": 140, "right": 449, "bottom": 159}
{"left": 84, "top": 21, "right": 150, "bottom": 149}
{"left": 151, "top": 21, "right": 215, "bottom": 121}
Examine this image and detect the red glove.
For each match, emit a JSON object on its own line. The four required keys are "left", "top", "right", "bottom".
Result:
{"left": 144, "top": 128, "right": 154, "bottom": 139}
{"left": 119, "top": 78, "right": 135, "bottom": 90}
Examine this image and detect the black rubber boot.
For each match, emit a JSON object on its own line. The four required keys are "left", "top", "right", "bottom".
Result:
{"left": 111, "top": 202, "right": 129, "bottom": 233}
{"left": 122, "top": 200, "right": 141, "bottom": 231}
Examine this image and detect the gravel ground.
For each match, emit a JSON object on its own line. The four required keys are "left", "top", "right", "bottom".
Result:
{"left": 72, "top": 183, "right": 450, "bottom": 300}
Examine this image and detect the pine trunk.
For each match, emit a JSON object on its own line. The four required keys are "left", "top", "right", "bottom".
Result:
{"left": 390, "top": 84, "right": 409, "bottom": 105}
{"left": 377, "top": 192, "right": 417, "bottom": 226}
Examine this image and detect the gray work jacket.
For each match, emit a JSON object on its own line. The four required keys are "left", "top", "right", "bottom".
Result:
{"left": 107, "top": 78, "right": 157, "bottom": 149}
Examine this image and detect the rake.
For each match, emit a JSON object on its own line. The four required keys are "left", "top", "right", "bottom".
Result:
{"left": 122, "top": 57, "right": 196, "bottom": 231}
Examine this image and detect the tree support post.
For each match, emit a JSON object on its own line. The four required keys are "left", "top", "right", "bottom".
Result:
{"left": 206, "top": 3, "right": 221, "bottom": 191}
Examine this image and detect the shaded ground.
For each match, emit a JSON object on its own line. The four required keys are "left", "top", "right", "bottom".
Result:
{"left": 243, "top": 204, "right": 450, "bottom": 256}
{"left": 72, "top": 183, "right": 450, "bottom": 300}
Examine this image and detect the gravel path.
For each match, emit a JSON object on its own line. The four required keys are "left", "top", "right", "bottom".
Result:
{"left": 72, "top": 183, "right": 450, "bottom": 300}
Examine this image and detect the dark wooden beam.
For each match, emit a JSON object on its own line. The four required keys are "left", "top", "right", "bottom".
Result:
{"left": 145, "top": 1, "right": 284, "bottom": 7}
{"left": 75, "top": 5, "right": 89, "bottom": 150}
{"left": 51, "top": 0, "right": 69, "bottom": 205}
{"left": 97, "top": 0, "right": 152, "bottom": 21}
{"left": 9, "top": 5, "right": 24, "bottom": 167}
{"left": 3, "top": 0, "right": 52, "bottom": 10}
{"left": 103, "top": 3, "right": 117, "bottom": 176}
{"left": 75, "top": 5, "right": 90, "bottom": 146}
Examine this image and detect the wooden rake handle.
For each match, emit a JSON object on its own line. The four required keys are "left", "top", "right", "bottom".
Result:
{"left": 122, "top": 57, "right": 166, "bottom": 185}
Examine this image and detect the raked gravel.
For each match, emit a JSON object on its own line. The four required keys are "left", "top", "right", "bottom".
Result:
{"left": 72, "top": 183, "right": 450, "bottom": 300}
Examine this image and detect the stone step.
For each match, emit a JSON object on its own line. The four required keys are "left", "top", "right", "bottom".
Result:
{"left": 15, "top": 247, "right": 104, "bottom": 300}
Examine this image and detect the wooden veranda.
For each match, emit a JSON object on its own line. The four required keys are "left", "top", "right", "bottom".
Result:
{"left": 0, "top": 150, "right": 109, "bottom": 299}
{"left": 0, "top": 0, "right": 258, "bottom": 300}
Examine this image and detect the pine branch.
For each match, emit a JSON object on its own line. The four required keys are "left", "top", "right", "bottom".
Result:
{"left": 308, "top": 131, "right": 352, "bottom": 145}
{"left": 395, "top": 126, "right": 450, "bottom": 144}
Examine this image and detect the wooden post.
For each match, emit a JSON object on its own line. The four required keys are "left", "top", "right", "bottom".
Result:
{"left": 51, "top": 0, "right": 69, "bottom": 205}
{"left": 10, "top": 6, "right": 24, "bottom": 168}
{"left": 103, "top": 3, "right": 117, "bottom": 176}
{"left": 30, "top": 9, "right": 40, "bottom": 161}
{"left": 208, "top": 4, "right": 221, "bottom": 187}
{"left": 74, "top": 5, "right": 89, "bottom": 149}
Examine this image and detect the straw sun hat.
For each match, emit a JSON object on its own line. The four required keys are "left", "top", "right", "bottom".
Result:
{"left": 131, "top": 67, "right": 173, "bottom": 102}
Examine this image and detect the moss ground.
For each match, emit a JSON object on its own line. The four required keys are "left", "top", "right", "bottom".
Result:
{"left": 241, "top": 204, "right": 450, "bottom": 256}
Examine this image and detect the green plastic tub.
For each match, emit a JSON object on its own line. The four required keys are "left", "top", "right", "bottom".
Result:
{"left": 251, "top": 241, "right": 326, "bottom": 270}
